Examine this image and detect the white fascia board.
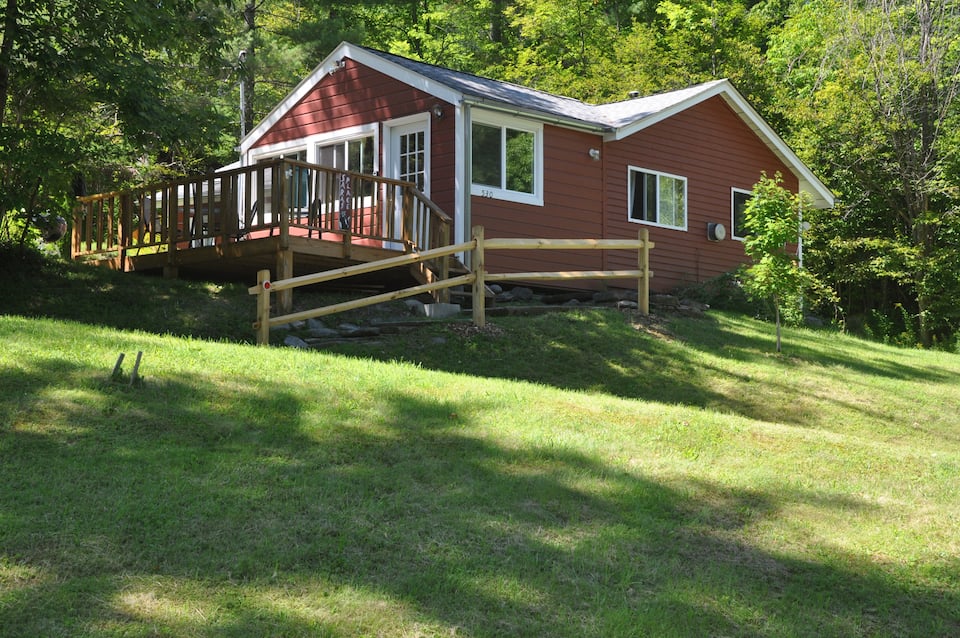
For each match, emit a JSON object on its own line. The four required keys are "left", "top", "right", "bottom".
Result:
{"left": 240, "top": 42, "right": 464, "bottom": 158}
{"left": 605, "top": 79, "right": 834, "bottom": 209}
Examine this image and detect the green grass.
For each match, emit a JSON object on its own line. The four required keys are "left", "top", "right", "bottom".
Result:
{"left": 2, "top": 259, "right": 959, "bottom": 636}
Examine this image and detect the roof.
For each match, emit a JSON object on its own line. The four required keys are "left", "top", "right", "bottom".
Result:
{"left": 242, "top": 42, "right": 834, "bottom": 208}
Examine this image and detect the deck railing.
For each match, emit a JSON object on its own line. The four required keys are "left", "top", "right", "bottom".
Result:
{"left": 72, "top": 158, "right": 452, "bottom": 265}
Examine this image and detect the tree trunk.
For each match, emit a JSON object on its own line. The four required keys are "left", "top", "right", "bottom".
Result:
{"left": 775, "top": 294, "right": 782, "bottom": 353}
{"left": 241, "top": 2, "right": 257, "bottom": 138}
{"left": 0, "top": 0, "right": 20, "bottom": 127}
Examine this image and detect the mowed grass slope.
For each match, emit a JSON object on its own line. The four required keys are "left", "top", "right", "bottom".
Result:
{"left": 1, "top": 270, "right": 959, "bottom": 636}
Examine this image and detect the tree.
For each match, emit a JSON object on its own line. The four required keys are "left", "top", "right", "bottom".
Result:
{"left": 740, "top": 173, "right": 827, "bottom": 352}
{"left": 0, "top": 0, "right": 233, "bottom": 254}
{"left": 768, "top": 0, "right": 960, "bottom": 346}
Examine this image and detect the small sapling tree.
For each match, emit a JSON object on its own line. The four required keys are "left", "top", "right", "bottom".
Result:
{"left": 741, "top": 173, "right": 827, "bottom": 352}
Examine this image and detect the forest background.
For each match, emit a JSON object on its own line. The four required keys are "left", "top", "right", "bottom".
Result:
{"left": 2, "top": 0, "right": 960, "bottom": 347}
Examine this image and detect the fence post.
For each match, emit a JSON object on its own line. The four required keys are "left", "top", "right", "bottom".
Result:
{"left": 639, "top": 227, "right": 650, "bottom": 315}
{"left": 472, "top": 225, "right": 486, "bottom": 328}
{"left": 256, "top": 269, "right": 272, "bottom": 345}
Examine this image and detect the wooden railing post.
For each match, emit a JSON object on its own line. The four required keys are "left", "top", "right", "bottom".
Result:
{"left": 401, "top": 188, "right": 413, "bottom": 251}
{"left": 472, "top": 225, "right": 485, "bottom": 328}
{"left": 165, "top": 184, "right": 178, "bottom": 279}
{"left": 639, "top": 227, "right": 650, "bottom": 316}
{"left": 119, "top": 193, "right": 133, "bottom": 270}
{"left": 256, "top": 269, "right": 272, "bottom": 345}
{"left": 277, "top": 161, "right": 289, "bottom": 248}
{"left": 439, "top": 221, "right": 451, "bottom": 303}
{"left": 71, "top": 203, "right": 82, "bottom": 257}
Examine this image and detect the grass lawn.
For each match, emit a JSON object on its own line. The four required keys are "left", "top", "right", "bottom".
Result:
{"left": 1, "top": 260, "right": 959, "bottom": 636}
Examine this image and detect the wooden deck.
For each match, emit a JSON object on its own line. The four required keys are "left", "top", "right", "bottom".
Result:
{"left": 72, "top": 158, "right": 456, "bottom": 308}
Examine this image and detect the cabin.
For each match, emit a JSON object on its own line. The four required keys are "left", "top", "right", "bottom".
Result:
{"left": 239, "top": 41, "right": 832, "bottom": 292}
{"left": 73, "top": 42, "right": 832, "bottom": 309}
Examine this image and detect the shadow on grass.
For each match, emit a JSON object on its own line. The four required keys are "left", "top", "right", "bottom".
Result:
{"left": 323, "top": 309, "right": 960, "bottom": 431}
{"left": 1, "top": 357, "right": 957, "bottom": 636}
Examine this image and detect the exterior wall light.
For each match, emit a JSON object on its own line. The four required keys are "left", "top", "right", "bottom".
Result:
{"left": 327, "top": 58, "right": 347, "bottom": 75}
{"left": 432, "top": 104, "right": 444, "bottom": 119}
{"left": 589, "top": 148, "right": 601, "bottom": 161}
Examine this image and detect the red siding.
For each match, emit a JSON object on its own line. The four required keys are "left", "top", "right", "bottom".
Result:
{"left": 474, "top": 96, "right": 798, "bottom": 292}
{"left": 252, "top": 60, "right": 457, "bottom": 215}
{"left": 472, "top": 126, "right": 606, "bottom": 276}
{"left": 604, "top": 96, "right": 797, "bottom": 292}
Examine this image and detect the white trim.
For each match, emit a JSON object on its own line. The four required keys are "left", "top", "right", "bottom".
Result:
{"left": 469, "top": 110, "right": 543, "bottom": 207}
{"left": 250, "top": 143, "right": 308, "bottom": 163}
{"left": 730, "top": 187, "right": 752, "bottom": 241}
{"left": 627, "top": 165, "right": 688, "bottom": 232}
{"left": 313, "top": 123, "right": 381, "bottom": 174}
{"left": 384, "top": 112, "right": 431, "bottom": 194}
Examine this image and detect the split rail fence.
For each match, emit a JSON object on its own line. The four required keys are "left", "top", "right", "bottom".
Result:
{"left": 249, "top": 225, "right": 654, "bottom": 345}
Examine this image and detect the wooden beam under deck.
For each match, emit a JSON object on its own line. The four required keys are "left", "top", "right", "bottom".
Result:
{"left": 115, "top": 234, "right": 415, "bottom": 285}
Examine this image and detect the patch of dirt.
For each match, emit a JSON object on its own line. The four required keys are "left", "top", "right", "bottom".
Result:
{"left": 446, "top": 322, "right": 506, "bottom": 339}
{"left": 628, "top": 311, "right": 678, "bottom": 341}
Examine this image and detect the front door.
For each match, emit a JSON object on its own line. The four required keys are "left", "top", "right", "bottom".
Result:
{"left": 386, "top": 118, "right": 429, "bottom": 248}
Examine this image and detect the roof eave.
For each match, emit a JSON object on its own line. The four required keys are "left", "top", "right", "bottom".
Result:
{"left": 461, "top": 95, "right": 609, "bottom": 134}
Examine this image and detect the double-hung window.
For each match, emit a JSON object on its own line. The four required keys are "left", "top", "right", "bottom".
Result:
{"left": 471, "top": 114, "right": 542, "bottom": 206}
{"left": 628, "top": 167, "right": 687, "bottom": 230}
{"left": 731, "top": 188, "right": 752, "bottom": 240}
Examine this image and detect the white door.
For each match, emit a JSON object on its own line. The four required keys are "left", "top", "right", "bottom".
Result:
{"left": 387, "top": 119, "right": 430, "bottom": 248}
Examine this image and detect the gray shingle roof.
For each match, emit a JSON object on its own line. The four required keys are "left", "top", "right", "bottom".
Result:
{"left": 362, "top": 46, "right": 726, "bottom": 131}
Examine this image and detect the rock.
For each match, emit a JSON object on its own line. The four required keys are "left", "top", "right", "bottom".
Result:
{"left": 338, "top": 323, "right": 360, "bottom": 332}
{"left": 306, "top": 318, "right": 326, "bottom": 331}
{"left": 404, "top": 299, "right": 426, "bottom": 315}
{"left": 512, "top": 286, "right": 534, "bottom": 301}
{"left": 488, "top": 284, "right": 503, "bottom": 294}
{"left": 617, "top": 300, "right": 639, "bottom": 310}
{"left": 592, "top": 290, "right": 620, "bottom": 303}
{"left": 651, "top": 294, "right": 680, "bottom": 308}
{"left": 340, "top": 325, "right": 381, "bottom": 337}
{"left": 283, "top": 335, "right": 310, "bottom": 349}
{"left": 542, "top": 291, "right": 593, "bottom": 304}
{"left": 307, "top": 326, "right": 341, "bottom": 338}
{"left": 563, "top": 299, "right": 581, "bottom": 306}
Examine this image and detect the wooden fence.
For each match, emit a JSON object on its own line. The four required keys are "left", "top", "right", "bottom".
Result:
{"left": 249, "top": 226, "right": 653, "bottom": 345}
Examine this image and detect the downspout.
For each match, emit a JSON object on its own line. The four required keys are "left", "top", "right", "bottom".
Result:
{"left": 463, "top": 102, "right": 473, "bottom": 269}
{"left": 600, "top": 138, "right": 607, "bottom": 272}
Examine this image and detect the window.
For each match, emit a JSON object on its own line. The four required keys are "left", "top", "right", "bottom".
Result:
{"left": 731, "top": 188, "right": 752, "bottom": 240}
{"left": 628, "top": 168, "right": 687, "bottom": 230}
{"left": 318, "top": 136, "right": 374, "bottom": 174}
{"left": 257, "top": 149, "right": 309, "bottom": 209}
{"left": 471, "top": 115, "right": 541, "bottom": 205}
{"left": 318, "top": 135, "right": 376, "bottom": 196}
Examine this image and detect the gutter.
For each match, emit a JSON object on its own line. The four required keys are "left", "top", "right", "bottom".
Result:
{"left": 461, "top": 96, "right": 611, "bottom": 135}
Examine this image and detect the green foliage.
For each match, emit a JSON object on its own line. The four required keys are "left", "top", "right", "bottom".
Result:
{"left": 740, "top": 174, "right": 836, "bottom": 349}
{"left": 768, "top": 0, "right": 960, "bottom": 346}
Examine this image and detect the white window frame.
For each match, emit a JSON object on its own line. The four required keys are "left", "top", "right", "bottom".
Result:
{"left": 313, "top": 123, "right": 381, "bottom": 176}
{"left": 470, "top": 111, "right": 543, "bottom": 207}
{"left": 627, "top": 166, "right": 688, "bottom": 231}
{"left": 731, "top": 187, "right": 752, "bottom": 241}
